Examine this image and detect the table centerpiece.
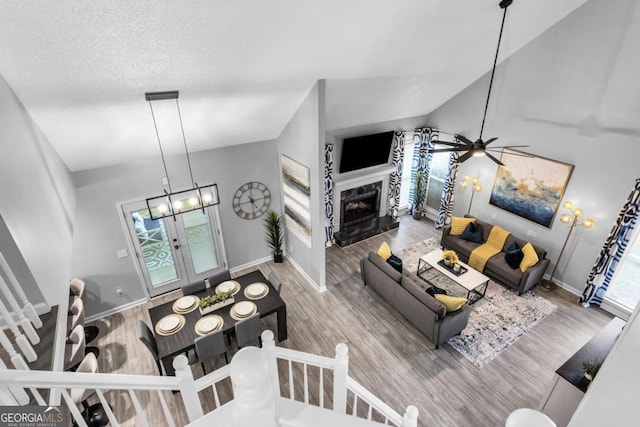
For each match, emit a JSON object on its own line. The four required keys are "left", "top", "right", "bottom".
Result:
{"left": 199, "top": 291, "right": 235, "bottom": 315}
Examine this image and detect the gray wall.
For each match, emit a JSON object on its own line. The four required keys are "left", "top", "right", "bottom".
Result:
{"left": 71, "top": 139, "right": 281, "bottom": 317}
{"left": 0, "top": 72, "right": 75, "bottom": 308}
{"left": 277, "top": 81, "right": 326, "bottom": 290}
{"left": 423, "top": 0, "right": 639, "bottom": 294}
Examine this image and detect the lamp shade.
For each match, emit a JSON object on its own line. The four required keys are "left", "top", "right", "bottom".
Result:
{"left": 563, "top": 201, "right": 574, "bottom": 210}
{"left": 146, "top": 183, "right": 220, "bottom": 220}
{"left": 582, "top": 218, "right": 596, "bottom": 228}
{"left": 559, "top": 213, "right": 572, "bottom": 224}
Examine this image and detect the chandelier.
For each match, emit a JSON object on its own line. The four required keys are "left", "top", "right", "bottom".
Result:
{"left": 145, "top": 91, "right": 219, "bottom": 220}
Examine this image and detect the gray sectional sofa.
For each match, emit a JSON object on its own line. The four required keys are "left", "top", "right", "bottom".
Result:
{"left": 441, "top": 215, "right": 550, "bottom": 295}
{"left": 360, "top": 252, "right": 471, "bottom": 348}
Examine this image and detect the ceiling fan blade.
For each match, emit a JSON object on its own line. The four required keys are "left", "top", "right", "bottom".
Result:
{"left": 455, "top": 134, "right": 473, "bottom": 145}
{"left": 484, "top": 137, "right": 499, "bottom": 145}
{"left": 485, "top": 151, "right": 504, "bottom": 166}
{"left": 432, "top": 140, "right": 466, "bottom": 148}
{"left": 486, "top": 150, "right": 533, "bottom": 158}
{"left": 456, "top": 151, "right": 474, "bottom": 163}
{"left": 428, "top": 148, "right": 468, "bottom": 153}
{"left": 485, "top": 145, "right": 529, "bottom": 149}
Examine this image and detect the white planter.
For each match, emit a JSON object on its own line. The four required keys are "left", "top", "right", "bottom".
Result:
{"left": 199, "top": 297, "right": 235, "bottom": 315}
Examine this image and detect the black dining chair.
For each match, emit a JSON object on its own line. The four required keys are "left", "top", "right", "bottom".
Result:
{"left": 234, "top": 312, "right": 262, "bottom": 349}
{"left": 267, "top": 272, "right": 282, "bottom": 294}
{"left": 208, "top": 269, "right": 232, "bottom": 287}
{"left": 137, "top": 320, "right": 163, "bottom": 375}
{"left": 194, "top": 330, "right": 228, "bottom": 375}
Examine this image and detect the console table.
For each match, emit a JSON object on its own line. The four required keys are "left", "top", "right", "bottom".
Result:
{"left": 539, "top": 317, "right": 625, "bottom": 426}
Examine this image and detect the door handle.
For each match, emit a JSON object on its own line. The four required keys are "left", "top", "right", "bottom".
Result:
{"left": 174, "top": 245, "right": 180, "bottom": 250}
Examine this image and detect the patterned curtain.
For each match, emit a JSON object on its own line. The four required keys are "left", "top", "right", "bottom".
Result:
{"left": 435, "top": 148, "right": 460, "bottom": 229}
{"left": 324, "top": 144, "right": 335, "bottom": 247}
{"left": 581, "top": 178, "right": 640, "bottom": 307}
{"left": 386, "top": 131, "right": 405, "bottom": 218}
{"left": 407, "top": 128, "right": 437, "bottom": 214}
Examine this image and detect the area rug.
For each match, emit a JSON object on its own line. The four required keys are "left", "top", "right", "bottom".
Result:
{"left": 396, "top": 237, "right": 557, "bottom": 369}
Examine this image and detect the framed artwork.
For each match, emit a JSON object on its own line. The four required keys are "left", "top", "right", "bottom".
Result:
{"left": 489, "top": 148, "right": 574, "bottom": 228}
{"left": 281, "top": 154, "right": 312, "bottom": 247}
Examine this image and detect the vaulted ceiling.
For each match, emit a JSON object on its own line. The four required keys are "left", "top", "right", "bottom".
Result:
{"left": 0, "top": 0, "right": 590, "bottom": 171}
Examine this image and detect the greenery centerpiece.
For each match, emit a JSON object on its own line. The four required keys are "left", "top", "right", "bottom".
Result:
{"left": 582, "top": 358, "right": 601, "bottom": 381}
{"left": 264, "top": 210, "right": 284, "bottom": 263}
{"left": 412, "top": 171, "right": 425, "bottom": 220}
{"left": 199, "top": 291, "right": 235, "bottom": 315}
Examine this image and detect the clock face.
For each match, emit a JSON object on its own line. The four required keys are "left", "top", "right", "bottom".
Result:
{"left": 232, "top": 181, "right": 271, "bottom": 220}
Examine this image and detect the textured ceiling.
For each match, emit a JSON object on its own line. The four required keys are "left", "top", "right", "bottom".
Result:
{"left": 0, "top": 0, "right": 589, "bottom": 171}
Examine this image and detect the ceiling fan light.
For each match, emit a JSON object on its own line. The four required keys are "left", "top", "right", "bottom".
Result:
{"left": 472, "top": 150, "right": 485, "bottom": 157}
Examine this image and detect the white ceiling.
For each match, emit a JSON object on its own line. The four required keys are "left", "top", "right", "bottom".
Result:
{"left": 0, "top": 0, "right": 590, "bottom": 171}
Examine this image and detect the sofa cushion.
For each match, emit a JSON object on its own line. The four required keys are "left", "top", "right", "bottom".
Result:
{"left": 377, "top": 242, "right": 392, "bottom": 260}
{"left": 400, "top": 274, "right": 446, "bottom": 319}
{"left": 450, "top": 217, "right": 476, "bottom": 235}
{"left": 461, "top": 222, "right": 483, "bottom": 243}
{"left": 504, "top": 241, "right": 524, "bottom": 269}
{"left": 467, "top": 216, "right": 494, "bottom": 242}
{"left": 520, "top": 243, "right": 540, "bottom": 272}
{"left": 485, "top": 255, "right": 524, "bottom": 287}
{"left": 386, "top": 254, "right": 403, "bottom": 273}
{"left": 434, "top": 294, "right": 467, "bottom": 312}
{"left": 368, "top": 252, "right": 402, "bottom": 282}
{"left": 505, "top": 235, "right": 546, "bottom": 259}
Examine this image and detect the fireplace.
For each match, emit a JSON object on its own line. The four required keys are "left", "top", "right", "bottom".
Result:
{"left": 340, "top": 182, "right": 382, "bottom": 229}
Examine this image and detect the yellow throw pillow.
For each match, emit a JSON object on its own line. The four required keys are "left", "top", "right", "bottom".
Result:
{"left": 450, "top": 217, "right": 476, "bottom": 236}
{"left": 520, "top": 242, "right": 539, "bottom": 272}
{"left": 377, "top": 242, "right": 392, "bottom": 261}
{"left": 434, "top": 294, "right": 468, "bottom": 312}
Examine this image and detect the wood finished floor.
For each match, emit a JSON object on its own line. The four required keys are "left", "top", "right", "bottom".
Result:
{"left": 84, "top": 215, "right": 613, "bottom": 427}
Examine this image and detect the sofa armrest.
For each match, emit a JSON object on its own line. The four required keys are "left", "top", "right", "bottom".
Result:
{"left": 441, "top": 225, "right": 452, "bottom": 248}
{"left": 436, "top": 304, "right": 472, "bottom": 347}
{"left": 518, "top": 258, "right": 550, "bottom": 294}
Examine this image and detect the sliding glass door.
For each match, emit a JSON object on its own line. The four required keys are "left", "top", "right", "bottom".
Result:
{"left": 603, "top": 227, "right": 640, "bottom": 313}
{"left": 122, "top": 201, "right": 227, "bottom": 296}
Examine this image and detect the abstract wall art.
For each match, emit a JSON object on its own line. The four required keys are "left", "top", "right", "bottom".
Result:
{"left": 282, "top": 154, "right": 312, "bottom": 247}
{"left": 489, "top": 149, "right": 574, "bottom": 228}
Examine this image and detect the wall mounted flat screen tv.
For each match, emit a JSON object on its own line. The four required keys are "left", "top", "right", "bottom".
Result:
{"left": 339, "top": 131, "right": 394, "bottom": 174}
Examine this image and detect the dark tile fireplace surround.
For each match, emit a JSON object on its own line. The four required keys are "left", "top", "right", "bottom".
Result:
{"left": 333, "top": 181, "right": 399, "bottom": 247}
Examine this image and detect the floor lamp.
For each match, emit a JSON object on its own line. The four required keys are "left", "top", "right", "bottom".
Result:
{"left": 540, "top": 201, "right": 595, "bottom": 291}
{"left": 460, "top": 175, "right": 482, "bottom": 215}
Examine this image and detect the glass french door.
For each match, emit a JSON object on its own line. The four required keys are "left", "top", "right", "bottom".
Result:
{"left": 122, "top": 201, "right": 227, "bottom": 296}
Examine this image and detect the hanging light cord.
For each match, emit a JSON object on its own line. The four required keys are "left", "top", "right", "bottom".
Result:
{"left": 479, "top": 4, "right": 509, "bottom": 141}
{"left": 175, "top": 98, "right": 196, "bottom": 188}
{"left": 148, "top": 101, "right": 173, "bottom": 193}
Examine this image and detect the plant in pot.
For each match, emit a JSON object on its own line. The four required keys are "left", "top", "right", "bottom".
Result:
{"left": 412, "top": 170, "right": 425, "bottom": 219}
{"left": 582, "top": 358, "right": 601, "bottom": 381}
{"left": 198, "top": 291, "right": 235, "bottom": 315}
{"left": 264, "top": 210, "right": 284, "bottom": 263}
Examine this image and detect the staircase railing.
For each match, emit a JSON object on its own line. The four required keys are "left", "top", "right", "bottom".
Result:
{"left": 0, "top": 330, "right": 417, "bottom": 427}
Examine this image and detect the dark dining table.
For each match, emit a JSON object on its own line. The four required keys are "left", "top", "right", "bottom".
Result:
{"left": 148, "top": 269, "right": 287, "bottom": 376}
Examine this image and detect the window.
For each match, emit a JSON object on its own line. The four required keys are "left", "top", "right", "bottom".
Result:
{"left": 399, "top": 132, "right": 416, "bottom": 209}
{"left": 604, "top": 227, "right": 640, "bottom": 312}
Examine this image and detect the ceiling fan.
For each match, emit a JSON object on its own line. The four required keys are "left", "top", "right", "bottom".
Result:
{"left": 430, "top": 0, "right": 528, "bottom": 166}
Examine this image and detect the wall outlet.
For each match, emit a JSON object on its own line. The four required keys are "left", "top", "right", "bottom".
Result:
{"left": 116, "top": 249, "right": 128, "bottom": 258}
{"left": 116, "top": 288, "right": 124, "bottom": 296}
{"left": 491, "top": 213, "right": 497, "bottom": 220}
{"left": 161, "top": 176, "right": 169, "bottom": 185}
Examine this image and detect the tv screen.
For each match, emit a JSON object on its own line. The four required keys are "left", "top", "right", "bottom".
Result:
{"left": 339, "top": 131, "right": 394, "bottom": 173}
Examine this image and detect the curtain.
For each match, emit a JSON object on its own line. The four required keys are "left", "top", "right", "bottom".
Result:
{"left": 408, "top": 128, "right": 437, "bottom": 214}
{"left": 324, "top": 144, "right": 335, "bottom": 247}
{"left": 435, "top": 148, "right": 460, "bottom": 229}
{"left": 386, "top": 131, "right": 405, "bottom": 218}
{"left": 581, "top": 178, "right": 640, "bottom": 307}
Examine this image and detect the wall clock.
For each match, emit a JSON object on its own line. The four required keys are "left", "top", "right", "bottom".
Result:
{"left": 232, "top": 181, "right": 271, "bottom": 220}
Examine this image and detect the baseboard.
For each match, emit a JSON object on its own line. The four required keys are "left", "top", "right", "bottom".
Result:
{"left": 287, "top": 255, "right": 327, "bottom": 293}
{"left": 230, "top": 255, "right": 273, "bottom": 274}
{"left": 85, "top": 297, "right": 148, "bottom": 323}
{"left": 543, "top": 274, "right": 582, "bottom": 297}
{"left": 599, "top": 299, "right": 631, "bottom": 321}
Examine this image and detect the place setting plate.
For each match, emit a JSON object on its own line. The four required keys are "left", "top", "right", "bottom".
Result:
{"left": 194, "top": 314, "right": 224, "bottom": 336}
{"left": 230, "top": 301, "right": 257, "bottom": 321}
{"left": 155, "top": 314, "right": 186, "bottom": 336}
{"left": 172, "top": 295, "right": 200, "bottom": 314}
{"left": 215, "top": 280, "right": 241, "bottom": 296}
{"left": 244, "top": 282, "right": 269, "bottom": 300}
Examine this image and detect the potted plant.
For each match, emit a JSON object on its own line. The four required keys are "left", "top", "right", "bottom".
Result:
{"left": 198, "top": 291, "right": 235, "bottom": 315}
{"left": 264, "top": 210, "right": 284, "bottom": 263}
{"left": 412, "top": 171, "right": 425, "bottom": 219}
{"left": 582, "top": 358, "right": 601, "bottom": 381}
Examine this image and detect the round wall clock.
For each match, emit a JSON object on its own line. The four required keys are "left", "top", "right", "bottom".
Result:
{"left": 232, "top": 181, "right": 271, "bottom": 220}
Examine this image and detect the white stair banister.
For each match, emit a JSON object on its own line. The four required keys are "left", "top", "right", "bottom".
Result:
{"left": 403, "top": 405, "right": 419, "bottom": 427}
{"left": 332, "top": 343, "right": 349, "bottom": 414}
{"left": 230, "top": 346, "right": 277, "bottom": 427}
{"left": 0, "top": 359, "right": 29, "bottom": 405}
{"left": 0, "top": 297, "right": 36, "bottom": 362}
{"left": 173, "top": 355, "right": 203, "bottom": 422}
{"left": 0, "top": 273, "right": 39, "bottom": 344}
{"left": 261, "top": 330, "right": 280, "bottom": 400}
{"left": 0, "top": 251, "right": 42, "bottom": 328}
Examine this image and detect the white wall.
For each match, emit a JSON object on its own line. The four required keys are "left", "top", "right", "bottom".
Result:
{"left": 277, "top": 82, "right": 326, "bottom": 290}
{"left": 71, "top": 139, "right": 281, "bottom": 317}
{"left": 0, "top": 73, "right": 75, "bottom": 308}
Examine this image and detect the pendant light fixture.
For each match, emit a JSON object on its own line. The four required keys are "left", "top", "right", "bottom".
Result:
{"left": 145, "top": 91, "right": 219, "bottom": 220}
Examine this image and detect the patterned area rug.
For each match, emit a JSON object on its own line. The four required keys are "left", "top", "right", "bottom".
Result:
{"left": 396, "top": 237, "right": 557, "bottom": 369}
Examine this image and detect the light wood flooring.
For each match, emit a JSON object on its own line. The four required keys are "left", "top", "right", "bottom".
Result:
{"left": 84, "top": 215, "right": 612, "bottom": 427}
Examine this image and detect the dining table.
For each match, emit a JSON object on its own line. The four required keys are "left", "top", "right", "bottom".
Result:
{"left": 148, "top": 269, "right": 287, "bottom": 376}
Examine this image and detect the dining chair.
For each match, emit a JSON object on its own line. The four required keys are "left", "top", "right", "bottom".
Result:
{"left": 181, "top": 280, "right": 206, "bottom": 296}
{"left": 65, "top": 325, "right": 99, "bottom": 371}
{"left": 267, "top": 272, "right": 282, "bottom": 294}
{"left": 69, "top": 278, "right": 86, "bottom": 300}
{"left": 70, "top": 353, "right": 109, "bottom": 426}
{"left": 208, "top": 269, "right": 232, "bottom": 287}
{"left": 194, "top": 330, "right": 228, "bottom": 375}
{"left": 137, "top": 320, "right": 164, "bottom": 375}
{"left": 67, "top": 298, "right": 99, "bottom": 344}
{"left": 234, "top": 312, "right": 262, "bottom": 349}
